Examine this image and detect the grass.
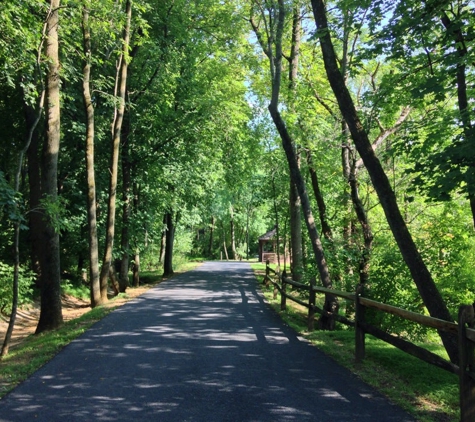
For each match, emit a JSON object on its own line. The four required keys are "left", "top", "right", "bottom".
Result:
{"left": 0, "top": 261, "right": 202, "bottom": 399}
{"left": 251, "top": 263, "right": 459, "bottom": 422}
{"left": 0, "top": 305, "right": 116, "bottom": 398}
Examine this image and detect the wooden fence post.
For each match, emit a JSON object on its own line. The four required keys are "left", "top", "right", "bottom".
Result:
{"left": 458, "top": 304, "right": 475, "bottom": 422}
{"left": 308, "top": 282, "right": 316, "bottom": 332}
{"left": 355, "top": 284, "right": 366, "bottom": 363}
{"left": 281, "top": 270, "right": 287, "bottom": 311}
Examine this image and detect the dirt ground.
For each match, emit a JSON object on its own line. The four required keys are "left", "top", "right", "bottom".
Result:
{"left": 0, "top": 286, "right": 152, "bottom": 350}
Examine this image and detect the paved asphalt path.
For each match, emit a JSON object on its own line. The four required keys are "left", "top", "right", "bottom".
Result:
{"left": 0, "top": 261, "right": 415, "bottom": 422}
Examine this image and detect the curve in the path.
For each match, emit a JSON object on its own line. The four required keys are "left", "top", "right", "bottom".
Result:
{"left": 0, "top": 261, "right": 415, "bottom": 421}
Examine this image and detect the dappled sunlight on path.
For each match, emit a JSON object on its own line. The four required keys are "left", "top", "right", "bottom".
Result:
{"left": 0, "top": 262, "right": 414, "bottom": 421}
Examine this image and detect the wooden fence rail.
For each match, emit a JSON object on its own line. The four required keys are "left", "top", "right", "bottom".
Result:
{"left": 263, "top": 260, "right": 475, "bottom": 421}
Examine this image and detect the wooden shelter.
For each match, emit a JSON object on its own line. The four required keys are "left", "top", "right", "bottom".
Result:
{"left": 258, "top": 227, "right": 277, "bottom": 263}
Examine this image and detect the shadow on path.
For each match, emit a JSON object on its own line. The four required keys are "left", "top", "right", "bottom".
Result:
{"left": 0, "top": 261, "right": 415, "bottom": 421}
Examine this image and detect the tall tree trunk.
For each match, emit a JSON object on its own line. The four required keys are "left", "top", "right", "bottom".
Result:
{"left": 2, "top": 86, "right": 45, "bottom": 356}
{"left": 119, "top": 113, "right": 131, "bottom": 293}
{"left": 131, "top": 181, "right": 140, "bottom": 287}
{"left": 159, "top": 213, "right": 166, "bottom": 265}
{"left": 25, "top": 103, "right": 43, "bottom": 287}
{"left": 287, "top": 5, "right": 303, "bottom": 281}
{"left": 133, "top": 251, "right": 140, "bottom": 287}
{"left": 208, "top": 216, "right": 215, "bottom": 257}
{"left": 36, "top": 0, "right": 63, "bottom": 334}
{"left": 230, "top": 206, "right": 237, "bottom": 260}
{"left": 82, "top": 2, "right": 101, "bottom": 307}
{"left": 289, "top": 174, "right": 303, "bottom": 281}
{"left": 99, "top": 0, "right": 132, "bottom": 301}
{"left": 311, "top": 0, "right": 458, "bottom": 362}
{"left": 163, "top": 212, "right": 175, "bottom": 277}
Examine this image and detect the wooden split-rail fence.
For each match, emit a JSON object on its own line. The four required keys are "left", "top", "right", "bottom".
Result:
{"left": 263, "top": 260, "right": 475, "bottom": 422}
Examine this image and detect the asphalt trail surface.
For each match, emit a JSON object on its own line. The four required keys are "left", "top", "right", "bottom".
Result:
{"left": 0, "top": 261, "right": 415, "bottom": 421}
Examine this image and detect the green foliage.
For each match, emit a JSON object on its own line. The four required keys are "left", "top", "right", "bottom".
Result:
{"left": 39, "top": 195, "right": 71, "bottom": 234}
{"left": 0, "top": 172, "right": 21, "bottom": 222}
{"left": 0, "top": 262, "right": 35, "bottom": 314}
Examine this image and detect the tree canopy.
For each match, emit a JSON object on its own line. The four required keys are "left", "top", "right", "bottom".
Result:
{"left": 1, "top": 0, "right": 474, "bottom": 361}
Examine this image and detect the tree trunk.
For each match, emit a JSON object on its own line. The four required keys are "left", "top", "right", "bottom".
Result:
{"left": 119, "top": 113, "right": 132, "bottom": 293}
{"left": 251, "top": 0, "right": 338, "bottom": 328}
{"left": 348, "top": 164, "right": 373, "bottom": 285}
{"left": 133, "top": 251, "right": 140, "bottom": 287}
{"left": 287, "top": 5, "right": 303, "bottom": 281}
{"left": 2, "top": 84, "right": 45, "bottom": 356}
{"left": 230, "top": 206, "right": 237, "bottom": 260}
{"left": 99, "top": 0, "right": 132, "bottom": 301}
{"left": 269, "top": 107, "right": 338, "bottom": 329}
{"left": 25, "top": 102, "right": 43, "bottom": 287}
{"left": 222, "top": 223, "right": 229, "bottom": 261}
{"left": 163, "top": 212, "right": 175, "bottom": 277}
{"left": 311, "top": 0, "right": 458, "bottom": 362}
{"left": 36, "top": 0, "right": 63, "bottom": 334}
{"left": 289, "top": 175, "right": 303, "bottom": 282}
{"left": 306, "top": 150, "right": 333, "bottom": 241}
{"left": 208, "top": 216, "right": 215, "bottom": 257}
{"left": 82, "top": 3, "right": 101, "bottom": 307}
{"left": 159, "top": 213, "right": 166, "bottom": 265}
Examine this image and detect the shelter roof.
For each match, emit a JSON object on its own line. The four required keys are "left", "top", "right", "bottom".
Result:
{"left": 258, "top": 227, "right": 277, "bottom": 241}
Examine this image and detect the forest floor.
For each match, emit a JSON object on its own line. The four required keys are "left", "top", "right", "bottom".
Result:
{"left": 0, "top": 286, "right": 152, "bottom": 351}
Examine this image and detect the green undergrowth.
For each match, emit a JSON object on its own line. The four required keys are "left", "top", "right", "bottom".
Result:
{"left": 252, "top": 263, "right": 459, "bottom": 422}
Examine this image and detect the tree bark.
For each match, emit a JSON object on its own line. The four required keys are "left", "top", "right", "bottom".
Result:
{"left": 163, "top": 212, "right": 175, "bottom": 277}
{"left": 289, "top": 170, "right": 303, "bottom": 282}
{"left": 99, "top": 0, "right": 132, "bottom": 301}
{"left": 230, "top": 206, "right": 237, "bottom": 260}
{"left": 133, "top": 251, "right": 140, "bottom": 287}
{"left": 36, "top": 0, "right": 63, "bottom": 334}
{"left": 306, "top": 150, "right": 333, "bottom": 241}
{"left": 159, "top": 213, "right": 166, "bottom": 265}
{"left": 208, "top": 216, "right": 215, "bottom": 257}
{"left": 288, "top": 6, "right": 304, "bottom": 282}
{"left": 311, "top": 0, "right": 458, "bottom": 362}
{"left": 25, "top": 103, "right": 43, "bottom": 287}
{"left": 348, "top": 163, "right": 373, "bottom": 285}
{"left": 82, "top": 3, "right": 101, "bottom": 307}
{"left": 119, "top": 113, "right": 131, "bottom": 293}
{"left": 2, "top": 84, "right": 45, "bottom": 355}
{"left": 251, "top": 0, "right": 338, "bottom": 328}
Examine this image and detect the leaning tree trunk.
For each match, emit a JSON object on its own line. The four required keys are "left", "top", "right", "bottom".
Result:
{"left": 99, "top": 0, "right": 132, "bottom": 301}
{"left": 36, "top": 0, "right": 63, "bottom": 334}
{"left": 251, "top": 0, "right": 338, "bottom": 329}
{"left": 82, "top": 2, "right": 101, "bottom": 307}
{"left": 311, "top": 0, "right": 458, "bottom": 363}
